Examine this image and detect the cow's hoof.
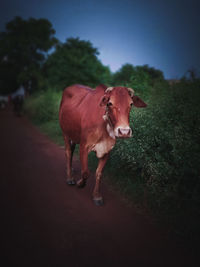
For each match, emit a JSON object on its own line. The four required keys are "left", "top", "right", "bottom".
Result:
{"left": 66, "top": 179, "right": 76, "bottom": 185}
{"left": 77, "top": 179, "right": 86, "bottom": 188}
{"left": 93, "top": 197, "right": 104, "bottom": 206}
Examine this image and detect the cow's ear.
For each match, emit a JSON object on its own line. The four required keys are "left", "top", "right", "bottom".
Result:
{"left": 132, "top": 95, "right": 147, "bottom": 108}
{"left": 100, "top": 95, "right": 109, "bottom": 106}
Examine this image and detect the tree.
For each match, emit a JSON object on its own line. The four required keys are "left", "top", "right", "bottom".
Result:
{"left": 44, "top": 37, "right": 112, "bottom": 90}
{"left": 112, "top": 64, "right": 135, "bottom": 86}
{"left": 182, "top": 68, "right": 200, "bottom": 82}
{"left": 112, "top": 63, "right": 164, "bottom": 86}
{"left": 129, "top": 66, "right": 151, "bottom": 96}
{"left": 136, "top": 64, "right": 164, "bottom": 84}
{"left": 0, "top": 16, "right": 57, "bottom": 94}
{"left": 112, "top": 63, "right": 151, "bottom": 96}
{"left": 112, "top": 63, "right": 165, "bottom": 98}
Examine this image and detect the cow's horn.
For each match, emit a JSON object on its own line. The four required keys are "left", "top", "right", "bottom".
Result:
{"left": 127, "top": 87, "right": 135, "bottom": 97}
{"left": 105, "top": 87, "right": 114, "bottom": 93}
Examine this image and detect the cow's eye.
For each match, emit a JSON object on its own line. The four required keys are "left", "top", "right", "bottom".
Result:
{"left": 130, "top": 102, "right": 133, "bottom": 107}
{"left": 107, "top": 102, "right": 113, "bottom": 107}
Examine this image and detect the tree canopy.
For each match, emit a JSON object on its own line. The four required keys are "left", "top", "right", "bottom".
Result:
{"left": 0, "top": 16, "right": 167, "bottom": 95}
{"left": 113, "top": 63, "right": 164, "bottom": 85}
{"left": 112, "top": 63, "right": 164, "bottom": 96}
{"left": 0, "top": 16, "right": 57, "bottom": 94}
{"left": 44, "top": 37, "right": 111, "bottom": 90}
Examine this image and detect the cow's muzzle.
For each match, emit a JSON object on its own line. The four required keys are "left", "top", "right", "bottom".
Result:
{"left": 115, "top": 126, "right": 132, "bottom": 138}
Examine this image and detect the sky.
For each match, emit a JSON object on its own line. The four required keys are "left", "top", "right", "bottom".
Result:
{"left": 0, "top": 0, "right": 200, "bottom": 79}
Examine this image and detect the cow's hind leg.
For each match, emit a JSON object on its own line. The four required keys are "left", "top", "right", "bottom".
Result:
{"left": 93, "top": 153, "right": 109, "bottom": 206}
{"left": 77, "top": 144, "right": 89, "bottom": 188}
{"left": 64, "top": 136, "right": 76, "bottom": 185}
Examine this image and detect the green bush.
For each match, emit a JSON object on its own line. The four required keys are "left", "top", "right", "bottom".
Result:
{"left": 108, "top": 79, "right": 200, "bottom": 240}
{"left": 24, "top": 89, "right": 61, "bottom": 123}
{"left": 24, "top": 89, "right": 64, "bottom": 145}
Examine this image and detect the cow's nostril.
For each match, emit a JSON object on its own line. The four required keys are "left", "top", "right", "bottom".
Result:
{"left": 118, "top": 128, "right": 131, "bottom": 136}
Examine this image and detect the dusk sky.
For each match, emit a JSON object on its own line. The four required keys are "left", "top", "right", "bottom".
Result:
{"left": 0, "top": 0, "right": 200, "bottom": 79}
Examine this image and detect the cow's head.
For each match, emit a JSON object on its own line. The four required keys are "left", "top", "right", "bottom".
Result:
{"left": 100, "top": 86, "right": 147, "bottom": 138}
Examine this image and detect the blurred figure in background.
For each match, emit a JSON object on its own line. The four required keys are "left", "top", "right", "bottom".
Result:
{"left": 12, "top": 85, "right": 25, "bottom": 116}
{"left": 0, "top": 95, "right": 8, "bottom": 110}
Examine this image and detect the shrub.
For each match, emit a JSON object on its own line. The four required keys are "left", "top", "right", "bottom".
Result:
{"left": 24, "top": 89, "right": 64, "bottom": 145}
{"left": 108, "top": 79, "right": 200, "bottom": 240}
{"left": 24, "top": 89, "right": 61, "bottom": 123}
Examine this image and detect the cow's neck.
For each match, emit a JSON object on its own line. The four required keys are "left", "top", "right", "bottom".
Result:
{"left": 106, "top": 123, "right": 115, "bottom": 139}
{"left": 102, "top": 108, "right": 116, "bottom": 140}
{"left": 91, "top": 124, "right": 116, "bottom": 158}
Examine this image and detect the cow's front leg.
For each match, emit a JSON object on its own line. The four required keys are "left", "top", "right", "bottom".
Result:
{"left": 77, "top": 144, "right": 89, "bottom": 188}
{"left": 93, "top": 153, "right": 109, "bottom": 206}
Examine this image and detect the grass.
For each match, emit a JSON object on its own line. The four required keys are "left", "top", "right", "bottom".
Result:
{"left": 24, "top": 89, "right": 64, "bottom": 146}
{"left": 37, "top": 120, "right": 64, "bottom": 146}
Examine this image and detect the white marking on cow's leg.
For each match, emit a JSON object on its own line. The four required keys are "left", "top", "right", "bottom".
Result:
{"left": 93, "top": 154, "right": 109, "bottom": 206}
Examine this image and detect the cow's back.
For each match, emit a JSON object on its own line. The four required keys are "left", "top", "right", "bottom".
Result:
{"left": 60, "top": 84, "right": 91, "bottom": 108}
{"left": 59, "top": 85, "right": 91, "bottom": 143}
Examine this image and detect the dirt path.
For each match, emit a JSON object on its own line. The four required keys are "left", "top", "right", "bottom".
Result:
{"left": 0, "top": 108, "right": 199, "bottom": 267}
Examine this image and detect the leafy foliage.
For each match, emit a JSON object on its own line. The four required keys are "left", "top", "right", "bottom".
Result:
{"left": 24, "top": 89, "right": 63, "bottom": 145}
{"left": 24, "top": 88, "right": 61, "bottom": 123}
{"left": 0, "top": 16, "right": 57, "bottom": 94}
{"left": 109, "top": 78, "right": 200, "bottom": 240}
{"left": 44, "top": 37, "right": 112, "bottom": 90}
{"left": 112, "top": 63, "right": 135, "bottom": 85}
{"left": 112, "top": 63, "right": 164, "bottom": 98}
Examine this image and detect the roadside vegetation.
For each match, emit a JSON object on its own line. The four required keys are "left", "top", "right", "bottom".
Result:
{"left": 1, "top": 17, "right": 200, "bottom": 243}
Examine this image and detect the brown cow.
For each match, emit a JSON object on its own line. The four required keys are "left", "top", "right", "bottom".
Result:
{"left": 59, "top": 84, "right": 147, "bottom": 205}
